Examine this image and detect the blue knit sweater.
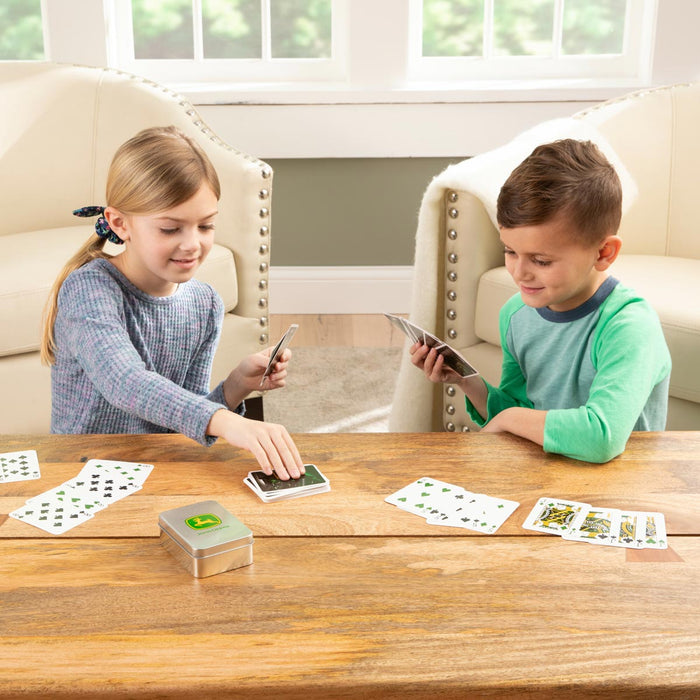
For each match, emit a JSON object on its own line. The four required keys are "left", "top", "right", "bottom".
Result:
{"left": 51, "top": 258, "right": 240, "bottom": 445}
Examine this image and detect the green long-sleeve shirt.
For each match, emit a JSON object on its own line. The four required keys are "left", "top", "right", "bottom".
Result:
{"left": 466, "top": 277, "right": 671, "bottom": 463}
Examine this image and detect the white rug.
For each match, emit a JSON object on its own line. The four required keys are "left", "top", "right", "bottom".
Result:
{"left": 263, "top": 346, "right": 402, "bottom": 433}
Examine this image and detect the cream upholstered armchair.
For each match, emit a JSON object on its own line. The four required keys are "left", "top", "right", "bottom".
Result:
{"left": 0, "top": 62, "right": 272, "bottom": 433}
{"left": 390, "top": 82, "right": 700, "bottom": 433}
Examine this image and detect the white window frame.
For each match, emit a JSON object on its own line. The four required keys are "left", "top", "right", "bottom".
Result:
{"left": 408, "top": 0, "right": 658, "bottom": 83}
{"left": 109, "top": 0, "right": 347, "bottom": 85}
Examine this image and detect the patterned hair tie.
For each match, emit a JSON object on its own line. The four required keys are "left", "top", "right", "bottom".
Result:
{"left": 72, "top": 206, "right": 124, "bottom": 245}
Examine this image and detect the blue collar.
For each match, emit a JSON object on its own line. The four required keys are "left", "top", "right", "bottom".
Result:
{"left": 536, "top": 277, "right": 619, "bottom": 323}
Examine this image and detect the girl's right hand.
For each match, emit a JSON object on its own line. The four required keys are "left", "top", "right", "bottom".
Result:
{"left": 207, "top": 410, "right": 304, "bottom": 480}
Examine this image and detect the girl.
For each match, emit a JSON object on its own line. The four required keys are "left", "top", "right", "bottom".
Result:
{"left": 41, "top": 126, "right": 304, "bottom": 480}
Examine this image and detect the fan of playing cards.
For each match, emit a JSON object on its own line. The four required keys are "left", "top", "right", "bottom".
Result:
{"left": 8, "top": 456, "right": 153, "bottom": 535}
{"left": 384, "top": 313, "right": 478, "bottom": 378}
{"left": 385, "top": 477, "right": 520, "bottom": 534}
{"left": 523, "top": 497, "right": 667, "bottom": 549}
{"left": 244, "top": 464, "right": 330, "bottom": 503}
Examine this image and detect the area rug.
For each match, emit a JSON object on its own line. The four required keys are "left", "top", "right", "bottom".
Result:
{"left": 263, "top": 346, "right": 402, "bottom": 433}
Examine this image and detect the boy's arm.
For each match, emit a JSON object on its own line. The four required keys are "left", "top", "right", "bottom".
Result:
{"left": 542, "top": 301, "right": 671, "bottom": 463}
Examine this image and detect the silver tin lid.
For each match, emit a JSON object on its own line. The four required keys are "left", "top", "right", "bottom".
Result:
{"left": 158, "top": 500, "right": 253, "bottom": 558}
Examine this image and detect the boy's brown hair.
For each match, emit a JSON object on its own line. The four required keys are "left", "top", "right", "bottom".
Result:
{"left": 497, "top": 138, "right": 622, "bottom": 244}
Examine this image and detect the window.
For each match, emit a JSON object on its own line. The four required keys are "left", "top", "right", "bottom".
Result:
{"left": 111, "top": 0, "right": 344, "bottom": 83}
{"left": 410, "top": 0, "right": 657, "bottom": 82}
{"left": 0, "top": 0, "right": 45, "bottom": 60}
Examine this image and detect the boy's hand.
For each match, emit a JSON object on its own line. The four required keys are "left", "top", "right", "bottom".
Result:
{"left": 409, "top": 342, "right": 461, "bottom": 384}
{"left": 207, "top": 409, "right": 305, "bottom": 480}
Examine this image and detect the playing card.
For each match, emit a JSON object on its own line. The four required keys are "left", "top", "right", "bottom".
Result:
{"left": 25, "top": 481, "right": 107, "bottom": 515}
{"left": 522, "top": 497, "right": 590, "bottom": 535}
{"left": 80, "top": 459, "right": 154, "bottom": 488}
{"left": 634, "top": 511, "right": 667, "bottom": 549}
{"left": 70, "top": 464, "right": 141, "bottom": 506}
{"left": 424, "top": 488, "right": 480, "bottom": 526}
{"left": 562, "top": 507, "right": 621, "bottom": 546}
{"left": 458, "top": 493, "right": 521, "bottom": 534}
{"left": 10, "top": 496, "right": 94, "bottom": 534}
{"left": 0, "top": 449, "right": 40, "bottom": 483}
{"left": 261, "top": 324, "right": 298, "bottom": 385}
{"left": 609, "top": 511, "right": 643, "bottom": 548}
{"left": 385, "top": 477, "right": 464, "bottom": 518}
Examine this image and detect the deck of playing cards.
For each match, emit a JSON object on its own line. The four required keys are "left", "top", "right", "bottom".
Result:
{"left": 385, "top": 477, "right": 519, "bottom": 534}
{"left": 8, "top": 458, "right": 153, "bottom": 535}
{"left": 244, "top": 464, "right": 330, "bottom": 503}
{"left": 522, "top": 497, "right": 667, "bottom": 549}
{"left": 384, "top": 313, "right": 478, "bottom": 378}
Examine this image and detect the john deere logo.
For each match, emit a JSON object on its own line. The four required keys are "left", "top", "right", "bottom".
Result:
{"left": 185, "top": 514, "right": 222, "bottom": 530}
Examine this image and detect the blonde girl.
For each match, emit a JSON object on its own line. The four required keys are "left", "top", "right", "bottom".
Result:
{"left": 41, "top": 126, "right": 303, "bottom": 480}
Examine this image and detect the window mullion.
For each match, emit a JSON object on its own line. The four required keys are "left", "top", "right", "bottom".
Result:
{"left": 261, "top": 0, "right": 271, "bottom": 61}
{"left": 552, "top": 0, "right": 564, "bottom": 58}
{"left": 483, "top": 0, "right": 494, "bottom": 59}
{"left": 192, "top": 0, "right": 203, "bottom": 61}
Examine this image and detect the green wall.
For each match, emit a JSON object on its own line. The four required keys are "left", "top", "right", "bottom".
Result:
{"left": 266, "top": 157, "right": 465, "bottom": 266}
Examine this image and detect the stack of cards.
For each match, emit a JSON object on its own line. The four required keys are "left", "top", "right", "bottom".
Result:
{"left": 384, "top": 313, "right": 478, "bottom": 378}
{"left": 0, "top": 449, "right": 41, "bottom": 483}
{"left": 522, "top": 497, "right": 667, "bottom": 549}
{"left": 385, "top": 477, "right": 520, "bottom": 534}
{"left": 9, "top": 459, "right": 153, "bottom": 535}
{"left": 244, "top": 464, "right": 330, "bottom": 503}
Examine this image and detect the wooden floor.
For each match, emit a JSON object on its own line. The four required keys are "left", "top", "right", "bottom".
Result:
{"left": 269, "top": 314, "right": 407, "bottom": 348}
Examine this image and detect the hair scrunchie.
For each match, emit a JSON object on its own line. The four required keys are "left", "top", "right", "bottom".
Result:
{"left": 73, "top": 206, "right": 124, "bottom": 245}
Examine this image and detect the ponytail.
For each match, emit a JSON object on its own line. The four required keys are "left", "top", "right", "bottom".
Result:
{"left": 40, "top": 236, "right": 112, "bottom": 366}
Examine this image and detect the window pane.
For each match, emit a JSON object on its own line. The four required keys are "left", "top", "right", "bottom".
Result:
{"left": 562, "top": 0, "right": 626, "bottom": 55}
{"left": 132, "top": 0, "right": 193, "bottom": 59}
{"left": 493, "top": 0, "right": 554, "bottom": 57}
{"left": 0, "top": 0, "right": 44, "bottom": 60}
{"left": 270, "top": 0, "right": 331, "bottom": 59}
{"left": 203, "top": 0, "right": 261, "bottom": 59}
{"left": 422, "top": 0, "right": 483, "bottom": 57}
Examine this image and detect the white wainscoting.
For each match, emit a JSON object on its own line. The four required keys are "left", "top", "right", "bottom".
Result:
{"left": 269, "top": 266, "right": 413, "bottom": 314}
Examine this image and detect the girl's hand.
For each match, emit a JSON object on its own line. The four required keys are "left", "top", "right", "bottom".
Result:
{"left": 223, "top": 348, "right": 292, "bottom": 408}
{"left": 207, "top": 409, "right": 305, "bottom": 480}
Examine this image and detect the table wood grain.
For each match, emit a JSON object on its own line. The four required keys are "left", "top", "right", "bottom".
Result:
{"left": 0, "top": 432, "right": 698, "bottom": 698}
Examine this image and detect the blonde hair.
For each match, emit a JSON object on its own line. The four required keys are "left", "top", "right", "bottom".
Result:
{"left": 41, "top": 126, "right": 221, "bottom": 365}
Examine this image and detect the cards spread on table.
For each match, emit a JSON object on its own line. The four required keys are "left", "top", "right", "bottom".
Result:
{"left": 8, "top": 458, "right": 153, "bottom": 535}
{"left": 0, "top": 450, "right": 40, "bottom": 483}
{"left": 244, "top": 464, "right": 330, "bottom": 503}
{"left": 384, "top": 313, "right": 478, "bottom": 378}
{"left": 261, "top": 323, "right": 299, "bottom": 385}
{"left": 385, "top": 477, "right": 519, "bottom": 534}
{"left": 522, "top": 497, "right": 667, "bottom": 549}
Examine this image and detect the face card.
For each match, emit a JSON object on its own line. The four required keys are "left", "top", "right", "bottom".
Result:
{"left": 0, "top": 449, "right": 40, "bottom": 483}
{"left": 610, "top": 511, "right": 643, "bottom": 548}
{"left": 562, "top": 507, "right": 621, "bottom": 545}
{"left": 634, "top": 511, "right": 667, "bottom": 549}
{"left": 522, "top": 497, "right": 590, "bottom": 535}
{"left": 80, "top": 459, "right": 154, "bottom": 489}
{"left": 10, "top": 497, "right": 94, "bottom": 534}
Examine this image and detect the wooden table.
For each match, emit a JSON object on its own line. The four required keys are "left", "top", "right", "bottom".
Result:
{"left": 0, "top": 432, "right": 698, "bottom": 699}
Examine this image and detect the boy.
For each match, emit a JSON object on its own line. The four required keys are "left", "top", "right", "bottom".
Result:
{"left": 410, "top": 139, "right": 671, "bottom": 463}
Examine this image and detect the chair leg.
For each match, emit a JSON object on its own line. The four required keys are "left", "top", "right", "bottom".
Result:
{"left": 245, "top": 396, "right": 264, "bottom": 422}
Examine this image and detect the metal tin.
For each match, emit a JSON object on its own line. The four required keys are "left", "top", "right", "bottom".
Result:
{"left": 158, "top": 500, "right": 253, "bottom": 578}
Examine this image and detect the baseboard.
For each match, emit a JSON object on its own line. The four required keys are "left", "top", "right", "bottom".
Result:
{"left": 269, "top": 266, "right": 413, "bottom": 314}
